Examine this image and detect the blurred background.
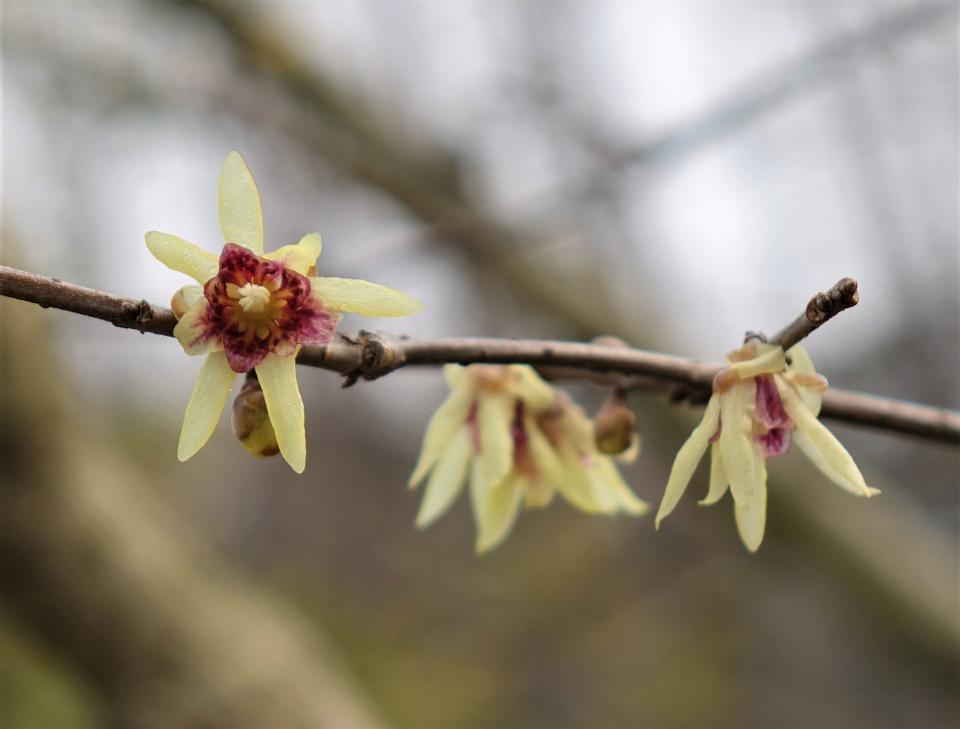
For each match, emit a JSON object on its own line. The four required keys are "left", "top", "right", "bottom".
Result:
{"left": 2, "top": 1, "right": 958, "bottom": 727}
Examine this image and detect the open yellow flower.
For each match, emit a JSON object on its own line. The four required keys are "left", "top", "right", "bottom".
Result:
{"left": 146, "top": 151, "right": 422, "bottom": 472}
{"left": 656, "top": 339, "right": 879, "bottom": 551}
{"left": 409, "top": 365, "right": 648, "bottom": 553}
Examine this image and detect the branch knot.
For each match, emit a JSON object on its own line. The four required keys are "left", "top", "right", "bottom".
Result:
{"left": 341, "top": 331, "right": 407, "bottom": 387}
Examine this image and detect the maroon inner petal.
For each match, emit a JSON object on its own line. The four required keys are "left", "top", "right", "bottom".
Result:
{"left": 201, "top": 244, "right": 340, "bottom": 373}
{"left": 759, "top": 428, "right": 792, "bottom": 457}
{"left": 755, "top": 375, "right": 790, "bottom": 430}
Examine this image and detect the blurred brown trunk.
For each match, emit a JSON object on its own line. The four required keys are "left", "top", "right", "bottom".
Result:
{"left": 0, "top": 296, "right": 388, "bottom": 729}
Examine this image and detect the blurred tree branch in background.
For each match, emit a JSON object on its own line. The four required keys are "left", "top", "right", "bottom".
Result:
{"left": 177, "top": 0, "right": 959, "bottom": 668}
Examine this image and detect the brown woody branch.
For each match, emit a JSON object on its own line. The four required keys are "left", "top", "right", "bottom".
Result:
{"left": 2, "top": 265, "right": 957, "bottom": 445}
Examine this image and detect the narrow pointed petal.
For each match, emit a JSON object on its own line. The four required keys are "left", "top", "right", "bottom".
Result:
{"left": 177, "top": 351, "right": 235, "bottom": 461}
{"left": 473, "top": 473, "right": 524, "bottom": 554}
{"left": 310, "top": 277, "right": 422, "bottom": 317}
{"left": 475, "top": 393, "right": 514, "bottom": 491}
{"left": 510, "top": 365, "right": 557, "bottom": 411}
{"left": 595, "top": 459, "right": 649, "bottom": 515}
{"left": 700, "top": 442, "right": 729, "bottom": 505}
{"left": 786, "top": 347, "right": 822, "bottom": 415}
{"left": 526, "top": 418, "right": 566, "bottom": 487}
{"left": 557, "top": 448, "right": 622, "bottom": 514}
{"left": 719, "top": 382, "right": 756, "bottom": 505}
{"left": 265, "top": 233, "right": 322, "bottom": 275}
{"left": 409, "top": 385, "right": 473, "bottom": 487}
{"left": 553, "top": 447, "right": 604, "bottom": 513}
{"left": 655, "top": 396, "right": 720, "bottom": 527}
{"left": 523, "top": 476, "right": 556, "bottom": 508}
{"left": 145, "top": 231, "right": 218, "bottom": 283}
{"left": 778, "top": 379, "right": 878, "bottom": 497}
{"left": 255, "top": 353, "right": 305, "bottom": 473}
{"left": 443, "top": 364, "right": 468, "bottom": 389}
{"left": 728, "top": 344, "right": 786, "bottom": 379}
{"left": 218, "top": 151, "right": 264, "bottom": 253}
{"left": 415, "top": 427, "right": 471, "bottom": 528}
{"left": 734, "top": 445, "right": 768, "bottom": 552}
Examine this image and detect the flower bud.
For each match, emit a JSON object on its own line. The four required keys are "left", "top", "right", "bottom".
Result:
{"left": 232, "top": 376, "right": 280, "bottom": 458}
{"left": 594, "top": 389, "right": 638, "bottom": 458}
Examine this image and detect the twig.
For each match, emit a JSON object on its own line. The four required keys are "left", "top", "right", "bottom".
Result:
{"left": 2, "top": 265, "right": 957, "bottom": 445}
{"left": 770, "top": 277, "right": 860, "bottom": 350}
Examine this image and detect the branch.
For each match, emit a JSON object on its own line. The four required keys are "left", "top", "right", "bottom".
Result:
{"left": 769, "top": 277, "right": 860, "bottom": 350}
{"left": 2, "top": 265, "right": 957, "bottom": 445}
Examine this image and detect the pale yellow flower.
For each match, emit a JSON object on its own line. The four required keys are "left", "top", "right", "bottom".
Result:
{"left": 410, "top": 365, "right": 648, "bottom": 553}
{"left": 656, "top": 340, "right": 879, "bottom": 551}
{"left": 146, "top": 151, "right": 422, "bottom": 472}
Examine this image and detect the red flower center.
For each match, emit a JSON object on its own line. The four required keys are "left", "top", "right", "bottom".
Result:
{"left": 202, "top": 244, "right": 338, "bottom": 373}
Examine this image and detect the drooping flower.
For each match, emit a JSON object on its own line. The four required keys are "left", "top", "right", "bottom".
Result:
{"left": 409, "top": 364, "right": 648, "bottom": 553}
{"left": 146, "top": 151, "right": 422, "bottom": 472}
{"left": 655, "top": 339, "right": 879, "bottom": 551}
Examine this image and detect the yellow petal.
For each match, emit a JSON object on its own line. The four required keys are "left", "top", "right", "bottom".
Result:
{"left": 699, "top": 442, "right": 729, "bottom": 505}
{"left": 173, "top": 299, "right": 220, "bottom": 355}
{"left": 145, "top": 231, "right": 218, "bottom": 284}
{"left": 777, "top": 378, "right": 878, "bottom": 497}
{"left": 728, "top": 344, "right": 786, "bottom": 379}
{"left": 472, "top": 471, "right": 524, "bottom": 554}
{"left": 655, "top": 396, "right": 720, "bottom": 527}
{"left": 255, "top": 353, "right": 306, "bottom": 473}
{"left": 265, "top": 233, "right": 322, "bottom": 275}
{"left": 408, "top": 384, "right": 473, "bottom": 487}
{"left": 550, "top": 447, "right": 594, "bottom": 513}
{"left": 218, "top": 151, "right": 264, "bottom": 253}
{"left": 177, "top": 351, "right": 235, "bottom": 461}
{"left": 719, "top": 382, "right": 756, "bottom": 505}
{"left": 523, "top": 475, "right": 556, "bottom": 508}
{"left": 595, "top": 459, "right": 649, "bottom": 515}
{"left": 443, "top": 364, "right": 468, "bottom": 389}
{"left": 555, "top": 447, "right": 618, "bottom": 514}
{"left": 734, "top": 444, "right": 768, "bottom": 552}
{"left": 474, "top": 393, "right": 515, "bottom": 491}
{"left": 509, "top": 365, "right": 557, "bottom": 411}
{"left": 310, "top": 277, "right": 423, "bottom": 317}
{"left": 786, "top": 346, "right": 822, "bottom": 415}
{"left": 415, "top": 427, "right": 471, "bottom": 528}
{"left": 526, "top": 417, "right": 566, "bottom": 487}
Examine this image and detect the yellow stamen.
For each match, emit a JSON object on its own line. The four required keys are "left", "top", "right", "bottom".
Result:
{"left": 237, "top": 283, "right": 272, "bottom": 313}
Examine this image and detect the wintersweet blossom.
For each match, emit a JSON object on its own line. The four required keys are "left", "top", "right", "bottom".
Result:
{"left": 409, "top": 364, "right": 648, "bottom": 553}
{"left": 147, "top": 151, "right": 421, "bottom": 472}
{"left": 655, "top": 339, "right": 879, "bottom": 551}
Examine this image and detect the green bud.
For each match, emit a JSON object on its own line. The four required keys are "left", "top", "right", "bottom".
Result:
{"left": 232, "top": 376, "right": 280, "bottom": 458}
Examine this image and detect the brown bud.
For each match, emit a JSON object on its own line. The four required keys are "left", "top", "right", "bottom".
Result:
{"left": 232, "top": 376, "right": 280, "bottom": 458}
{"left": 594, "top": 389, "right": 637, "bottom": 456}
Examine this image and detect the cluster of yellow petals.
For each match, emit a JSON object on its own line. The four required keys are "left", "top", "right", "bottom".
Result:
{"left": 147, "top": 154, "right": 878, "bottom": 556}
{"left": 655, "top": 340, "right": 878, "bottom": 551}
{"left": 146, "top": 152, "right": 421, "bottom": 472}
{"left": 409, "top": 365, "right": 648, "bottom": 553}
